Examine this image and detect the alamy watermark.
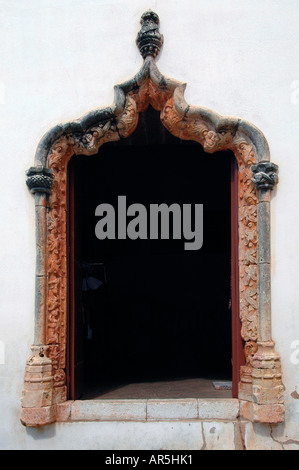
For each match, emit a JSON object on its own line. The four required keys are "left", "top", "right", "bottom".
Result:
{"left": 95, "top": 196, "right": 203, "bottom": 251}
{"left": 290, "top": 340, "right": 299, "bottom": 365}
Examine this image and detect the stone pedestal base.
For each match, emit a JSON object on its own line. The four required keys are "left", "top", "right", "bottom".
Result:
{"left": 21, "top": 345, "right": 56, "bottom": 427}
{"left": 252, "top": 341, "right": 284, "bottom": 405}
{"left": 21, "top": 405, "right": 56, "bottom": 427}
{"left": 239, "top": 341, "right": 285, "bottom": 423}
{"left": 240, "top": 400, "right": 284, "bottom": 424}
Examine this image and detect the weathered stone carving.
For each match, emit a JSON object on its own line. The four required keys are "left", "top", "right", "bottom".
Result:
{"left": 46, "top": 143, "right": 72, "bottom": 398}
{"left": 26, "top": 166, "right": 54, "bottom": 194}
{"left": 20, "top": 345, "right": 55, "bottom": 427}
{"left": 22, "top": 10, "right": 284, "bottom": 426}
{"left": 136, "top": 10, "right": 164, "bottom": 59}
{"left": 251, "top": 161, "right": 279, "bottom": 190}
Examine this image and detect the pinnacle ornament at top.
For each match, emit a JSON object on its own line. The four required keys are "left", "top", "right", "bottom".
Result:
{"left": 136, "top": 10, "right": 164, "bottom": 59}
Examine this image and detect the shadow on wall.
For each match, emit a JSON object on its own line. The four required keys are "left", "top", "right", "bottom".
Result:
{"left": 25, "top": 424, "right": 56, "bottom": 441}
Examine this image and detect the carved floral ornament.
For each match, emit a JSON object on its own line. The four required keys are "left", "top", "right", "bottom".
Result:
{"left": 21, "top": 11, "right": 284, "bottom": 427}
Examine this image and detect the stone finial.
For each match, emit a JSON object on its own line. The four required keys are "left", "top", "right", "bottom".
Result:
{"left": 251, "top": 161, "right": 279, "bottom": 190}
{"left": 136, "top": 10, "right": 164, "bottom": 59}
{"left": 26, "top": 166, "right": 54, "bottom": 195}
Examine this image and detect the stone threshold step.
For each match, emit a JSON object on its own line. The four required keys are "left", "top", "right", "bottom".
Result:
{"left": 57, "top": 398, "right": 240, "bottom": 422}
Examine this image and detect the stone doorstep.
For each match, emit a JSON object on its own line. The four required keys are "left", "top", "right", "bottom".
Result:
{"left": 61, "top": 398, "right": 240, "bottom": 422}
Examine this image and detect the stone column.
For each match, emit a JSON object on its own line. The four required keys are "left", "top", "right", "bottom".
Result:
{"left": 21, "top": 166, "right": 56, "bottom": 427}
{"left": 251, "top": 161, "right": 278, "bottom": 342}
{"left": 240, "top": 161, "right": 285, "bottom": 423}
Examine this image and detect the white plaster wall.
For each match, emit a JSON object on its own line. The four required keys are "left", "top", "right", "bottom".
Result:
{"left": 0, "top": 0, "right": 299, "bottom": 449}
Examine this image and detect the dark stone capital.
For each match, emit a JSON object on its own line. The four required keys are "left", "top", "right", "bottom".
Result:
{"left": 136, "top": 10, "right": 164, "bottom": 60}
{"left": 26, "top": 166, "right": 54, "bottom": 195}
{"left": 251, "top": 161, "right": 279, "bottom": 190}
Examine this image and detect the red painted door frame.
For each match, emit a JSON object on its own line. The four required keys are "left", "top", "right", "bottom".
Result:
{"left": 67, "top": 162, "right": 76, "bottom": 400}
{"left": 231, "top": 156, "right": 245, "bottom": 398}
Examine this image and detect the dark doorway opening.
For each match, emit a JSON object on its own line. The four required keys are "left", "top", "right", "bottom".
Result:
{"left": 68, "top": 106, "right": 235, "bottom": 400}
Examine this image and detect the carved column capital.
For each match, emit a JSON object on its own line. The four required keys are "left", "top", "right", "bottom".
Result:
{"left": 251, "top": 161, "right": 278, "bottom": 190}
{"left": 26, "top": 165, "right": 54, "bottom": 195}
{"left": 136, "top": 10, "right": 164, "bottom": 59}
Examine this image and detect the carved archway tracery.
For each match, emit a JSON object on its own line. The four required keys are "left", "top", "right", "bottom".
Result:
{"left": 21, "top": 11, "right": 284, "bottom": 427}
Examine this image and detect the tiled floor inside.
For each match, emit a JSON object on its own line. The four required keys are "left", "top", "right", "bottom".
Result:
{"left": 81, "top": 377, "right": 232, "bottom": 400}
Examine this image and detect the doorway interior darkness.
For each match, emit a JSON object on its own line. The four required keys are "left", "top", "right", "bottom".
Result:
{"left": 68, "top": 106, "right": 234, "bottom": 400}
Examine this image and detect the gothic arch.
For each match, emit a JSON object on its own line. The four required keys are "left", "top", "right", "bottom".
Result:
{"left": 21, "top": 11, "right": 284, "bottom": 427}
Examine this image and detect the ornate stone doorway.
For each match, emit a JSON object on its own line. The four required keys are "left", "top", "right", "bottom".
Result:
{"left": 67, "top": 105, "right": 235, "bottom": 401}
{"left": 21, "top": 11, "right": 284, "bottom": 426}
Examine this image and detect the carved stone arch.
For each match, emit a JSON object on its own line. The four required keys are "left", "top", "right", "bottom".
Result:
{"left": 21, "top": 11, "right": 284, "bottom": 427}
